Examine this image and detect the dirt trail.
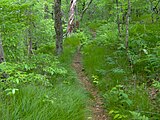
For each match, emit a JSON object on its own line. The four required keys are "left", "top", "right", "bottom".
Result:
{"left": 72, "top": 49, "right": 108, "bottom": 120}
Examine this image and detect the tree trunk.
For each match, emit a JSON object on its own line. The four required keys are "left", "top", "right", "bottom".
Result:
{"left": 67, "top": 0, "right": 77, "bottom": 35}
{"left": 120, "top": 3, "right": 124, "bottom": 30}
{"left": 116, "top": 0, "right": 121, "bottom": 37}
{"left": 125, "top": 0, "right": 131, "bottom": 51}
{"left": 0, "top": 33, "right": 5, "bottom": 63}
{"left": 54, "top": 0, "right": 63, "bottom": 55}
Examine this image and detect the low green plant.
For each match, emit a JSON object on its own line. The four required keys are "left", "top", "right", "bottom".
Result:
{"left": 103, "top": 85, "right": 132, "bottom": 110}
{"left": 152, "top": 80, "right": 160, "bottom": 90}
{"left": 129, "top": 111, "right": 149, "bottom": 120}
{"left": 109, "top": 110, "right": 127, "bottom": 120}
{"left": 92, "top": 74, "right": 99, "bottom": 85}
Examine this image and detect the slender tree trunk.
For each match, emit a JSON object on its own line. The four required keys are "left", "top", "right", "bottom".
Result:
{"left": 27, "top": 8, "right": 34, "bottom": 56}
{"left": 0, "top": 33, "right": 5, "bottom": 63}
{"left": 125, "top": 0, "right": 136, "bottom": 88}
{"left": 116, "top": 0, "right": 121, "bottom": 37}
{"left": 80, "top": 0, "right": 93, "bottom": 21}
{"left": 67, "top": 0, "right": 77, "bottom": 35}
{"left": 54, "top": 0, "right": 63, "bottom": 55}
{"left": 125, "top": 0, "right": 131, "bottom": 51}
{"left": 121, "top": 3, "right": 124, "bottom": 30}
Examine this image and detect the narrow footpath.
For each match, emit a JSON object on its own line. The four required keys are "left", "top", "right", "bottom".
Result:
{"left": 72, "top": 48, "right": 108, "bottom": 120}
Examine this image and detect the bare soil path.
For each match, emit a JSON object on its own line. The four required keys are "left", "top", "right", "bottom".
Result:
{"left": 72, "top": 48, "right": 108, "bottom": 120}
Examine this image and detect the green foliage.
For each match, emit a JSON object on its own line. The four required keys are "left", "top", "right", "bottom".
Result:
{"left": 0, "top": 62, "right": 52, "bottom": 91}
{"left": 92, "top": 75, "right": 99, "bottom": 85}
{"left": 129, "top": 23, "right": 160, "bottom": 81}
{"left": 109, "top": 110, "right": 127, "bottom": 120}
{"left": 86, "top": 20, "right": 107, "bottom": 31}
{"left": 0, "top": 0, "right": 55, "bottom": 62}
{"left": 82, "top": 18, "right": 160, "bottom": 119}
{"left": 108, "top": 85, "right": 132, "bottom": 107}
{"left": 129, "top": 111, "right": 149, "bottom": 120}
{"left": 0, "top": 84, "right": 88, "bottom": 120}
{"left": 0, "top": 0, "right": 160, "bottom": 119}
{"left": 59, "top": 32, "right": 87, "bottom": 65}
{"left": 152, "top": 80, "right": 160, "bottom": 90}
{"left": 95, "top": 22, "right": 118, "bottom": 45}
{"left": 0, "top": 33, "right": 90, "bottom": 120}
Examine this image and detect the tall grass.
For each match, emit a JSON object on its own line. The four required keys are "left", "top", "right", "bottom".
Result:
{"left": 0, "top": 84, "right": 88, "bottom": 120}
{"left": 0, "top": 32, "right": 90, "bottom": 120}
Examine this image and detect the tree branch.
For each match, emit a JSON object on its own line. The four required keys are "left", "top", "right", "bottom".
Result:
{"left": 80, "top": 0, "right": 93, "bottom": 21}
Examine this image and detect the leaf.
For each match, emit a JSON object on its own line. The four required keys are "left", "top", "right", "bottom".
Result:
{"left": 114, "top": 114, "right": 120, "bottom": 119}
{"left": 143, "top": 49, "right": 148, "bottom": 54}
{"left": 5, "top": 88, "right": 19, "bottom": 95}
{"left": 15, "top": 78, "right": 19, "bottom": 84}
{"left": 109, "top": 110, "right": 114, "bottom": 114}
{"left": 93, "top": 80, "right": 99, "bottom": 84}
{"left": 12, "top": 88, "right": 19, "bottom": 95}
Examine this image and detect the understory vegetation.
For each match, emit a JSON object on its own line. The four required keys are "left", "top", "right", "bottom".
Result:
{"left": 82, "top": 20, "right": 160, "bottom": 119}
{"left": 0, "top": 34, "right": 89, "bottom": 120}
{"left": 0, "top": 0, "right": 160, "bottom": 120}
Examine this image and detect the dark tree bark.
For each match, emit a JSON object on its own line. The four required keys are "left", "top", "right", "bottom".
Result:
{"left": 0, "top": 33, "right": 5, "bottom": 63}
{"left": 54, "top": 0, "right": 63, "bottom": 55}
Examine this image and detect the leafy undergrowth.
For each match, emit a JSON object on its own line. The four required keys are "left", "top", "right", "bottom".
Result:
{"left": 0, "top": 33, "right": 89, "bottom": 120}
{"left": 82, "top": 21, "right": 160, "bottom": 119}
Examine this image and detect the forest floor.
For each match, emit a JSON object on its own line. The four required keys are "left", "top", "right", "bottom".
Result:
{"left": 72, "top": 48, "right": 109, "bottom": 120}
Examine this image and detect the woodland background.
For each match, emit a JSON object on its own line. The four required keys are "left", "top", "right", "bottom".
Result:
{"left": 0, "top": 0, "right": 160, "bottom": 119}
